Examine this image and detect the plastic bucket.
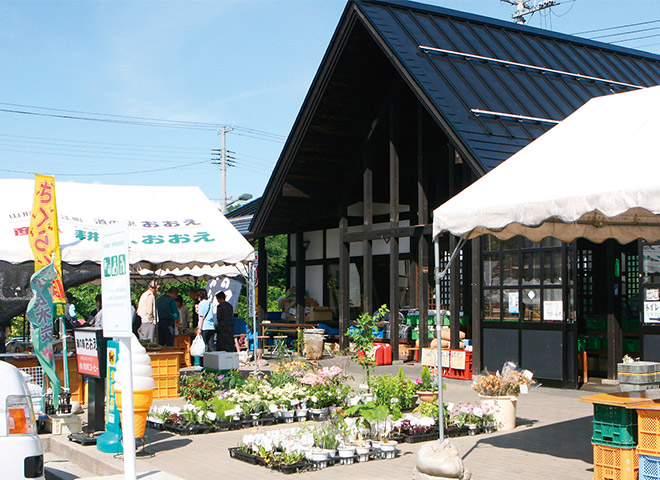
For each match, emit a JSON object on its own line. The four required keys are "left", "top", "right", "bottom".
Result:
{"left": 304, "top": 329, "right": 325, "bottom": 360}
{"left": 478, "top": 395, "right": 517, "bottom": 431}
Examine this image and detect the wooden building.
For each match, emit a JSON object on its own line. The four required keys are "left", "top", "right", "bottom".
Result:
{"left": 251, "top": 0, "right": 660, "bottom": 387}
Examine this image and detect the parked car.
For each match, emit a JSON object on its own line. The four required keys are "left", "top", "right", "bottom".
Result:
{"left": 0, "top": 361, "right": 44, "bottom": 479}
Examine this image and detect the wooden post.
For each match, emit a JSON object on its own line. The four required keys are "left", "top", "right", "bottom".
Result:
{"left": 390, "top": 101, "right": 400, "bottom": 360}
{"left": 363, "top": 149, "right": 373, "bottom": 316}
{"left": 339, "top": 211, "right": 350, "bottom": 349}
{"left": 417, "top": 104, "right": 430, "bottom": 350}
{"left": 295, "top": 232, "right": 305, "bottom": 325}
{"left": 471, "top": 238, "right": 482, "bottom": 373}
{"left": 257, "top": 237, "right": 268, "bottom": 336}
{"left": 606, "top": 240, "right": 623, "bottom": 379}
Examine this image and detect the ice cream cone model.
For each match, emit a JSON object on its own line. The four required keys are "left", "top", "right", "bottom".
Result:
{"left": 114, "top": 335, "right": 155, "bottom": 439}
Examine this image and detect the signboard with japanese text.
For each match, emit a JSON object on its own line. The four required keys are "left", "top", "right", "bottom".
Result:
{"left": 543, "top": 301, "right": 563, "bottom": 321}
{"left": 645, "top": 301, "right": 660, "bottom": 323}
{"left": 101, "top": 225, "right": 132, "bottom": 337}
{"left": 1, "top": 179, "right": 255, "bottom": 269}
{"left": 74, "top": 329, "right": 101, "bottom": 377}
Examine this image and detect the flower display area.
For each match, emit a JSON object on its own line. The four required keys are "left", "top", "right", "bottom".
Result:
{"left": 142, "top": 359, "right": 520, "bottom": 474}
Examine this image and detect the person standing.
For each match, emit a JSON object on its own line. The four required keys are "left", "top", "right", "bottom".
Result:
{"left": 215, "top": 291, "right": 234, "bottom": 352}
{"left": 137, "top": 281, "right": 158, "bottom": 342}
{"left": 156, "top": 287, "right": 179, "bottom": 347}
{"left": 196, "top": 290, "right": 215, "bottom": 351}
{"left": 176, "top": 295, "right": 190, "bottom": 333}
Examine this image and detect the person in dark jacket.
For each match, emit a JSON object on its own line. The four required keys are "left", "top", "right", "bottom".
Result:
{"left": 215, "top": 291, "right": 234, "bottom": 352}
{"left": 156, "top": 287, "right": 179, "bottom": 347}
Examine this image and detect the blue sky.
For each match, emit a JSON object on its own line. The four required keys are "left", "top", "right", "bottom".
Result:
{"left": 0, "top": 0, "right": 658, "bottom": 206}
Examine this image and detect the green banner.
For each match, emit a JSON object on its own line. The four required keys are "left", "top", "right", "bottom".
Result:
{"left": 26, "top": 261, "right": 61, "bottom": 409}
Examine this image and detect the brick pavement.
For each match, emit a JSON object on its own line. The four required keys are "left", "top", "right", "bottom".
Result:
{"left": 46, "top": 360, "right": 600, "bottom": 479}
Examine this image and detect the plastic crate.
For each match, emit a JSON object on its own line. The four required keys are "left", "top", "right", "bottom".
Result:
{"left": 623, "top": 338, "right": 641, "bottom": 353}
{"left": 442, "top": 349, "right": 473, "bottom": 381}
{"left": 593, "top": 443, "right": 638, "bottom": 480}
{"left": 153, "top": 375, "right": 179, "bottom": 400}
{"left": 623, "top": 317, "right": 641, "bottom": 333}
{"left": 586, "top": 316, "right": 608, "bottom": 331}
{"left": 637, "top": 410, "right": 660, "bottom": 456}
{"left": 406, "top": 314, "right": 419, "bottom": 326}
{"left": 149, "top": 352, "right": 181, "bottom": 377}
{"left": 640, "top": 454, "right": 660, "bottom": 480}
{"left": 592, "top": 405, "right": 637, "bottom": 448}
{"left": 411, "top": 328, "right": 435, "bottom": 341}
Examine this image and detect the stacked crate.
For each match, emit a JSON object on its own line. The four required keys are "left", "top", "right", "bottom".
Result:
{"left": 591, "top": 403, "right": 639, "bottom": 480}
{"left": 636, "top": 406, "right": 660, "bottom": 480}
{"left": 149, "top": 351, "right": 181, "bottom": 399}
{"left": 619, "top": 362, "right": 660, "bottom": 392}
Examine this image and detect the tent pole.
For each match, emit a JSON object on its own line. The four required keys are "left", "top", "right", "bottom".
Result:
{"left": 250, "top": 261, "right": 258, "bottom": 376}
{"left": 434, "top": 238, "right": 444, "bottom": 443}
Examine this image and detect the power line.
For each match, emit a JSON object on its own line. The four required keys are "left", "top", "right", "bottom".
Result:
{"left": 0, "top": 101, "right": 287, "bottom": 142}
{"left": 611, "top": 32, "right": 660, "bottom": 44}
{"left": 590, "top": 25, "right": 660, "bottom": 40}
{"left": 573, "top": 19, "right": 660, "bottom": 36}
{"left": 0, "top": 159, "right": 211, "bottom": 177}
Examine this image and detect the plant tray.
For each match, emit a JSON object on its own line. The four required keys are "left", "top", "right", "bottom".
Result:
{"left": 165, "top": 423, "right": 211, "bottom": 436}
{"left": 228, "top": 447, "right": 260, "bottom": 465}
{"left": 403, "top": 431, "right": 441, "bottom": 443}
{"left": 274, "top": 461, "right": 312, "bottom": 474}
{"left": 146, "top": 420, "right": 165, "bottom": 431}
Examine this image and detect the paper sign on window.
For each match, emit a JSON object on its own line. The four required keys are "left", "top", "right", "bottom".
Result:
{"left": 450, "top": 350, "right": 466, "bottom": 370}
{"left": 543, "top": 301, "right": 563, "bottom": 321}
{"left": 508, "top": 292, "right": 519, "bottom": 314}
{"left": 645, "top": 301, "right": 660, "bottom": 323}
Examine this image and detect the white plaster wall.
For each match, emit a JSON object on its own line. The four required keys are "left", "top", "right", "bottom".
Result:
{"left": 306, "top": 265, "right": 324, "bottom": 304}
{"left": 304, "top": 230, "right": 324, "bottom": 260}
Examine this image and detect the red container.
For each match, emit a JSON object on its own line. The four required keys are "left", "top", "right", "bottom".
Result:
{"left": 374, "top": 343, "right": 392, "bottom": 366}
{"left": 441, "top": 349, "right": 473, "bottom": 380}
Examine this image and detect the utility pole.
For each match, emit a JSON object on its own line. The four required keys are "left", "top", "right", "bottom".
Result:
{"left": 213, "top": 126, "right": 234, "bottom": 214}
{"left": 500, "top": 0, "right": 559, "bottom": 24}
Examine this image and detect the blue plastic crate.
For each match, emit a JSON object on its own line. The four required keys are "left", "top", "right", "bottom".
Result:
{"left": 640, "top": 454, "right": 660, "bottom": 480}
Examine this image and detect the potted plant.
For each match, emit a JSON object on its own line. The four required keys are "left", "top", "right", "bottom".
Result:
{"left": 472, "top": 362, "right": 535, "bottom": 431}
{"left": 348, "top": 305, "right": 388, "bottom": 389}
{"left": 415, "top": 366, "right": 440, "bottom": 403}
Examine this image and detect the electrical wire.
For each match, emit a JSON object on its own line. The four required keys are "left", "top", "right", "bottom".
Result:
{"left": 612, "top": 32, "right": 660, "bottom": 44}
{"left": 590, "top": 25, "right": 660, "bottom": 40}
{"left": 574, "top": 19, "right": 660, "bottom": 36}
{"left": 0, "top": 159, "right": 211, "bottom": 177}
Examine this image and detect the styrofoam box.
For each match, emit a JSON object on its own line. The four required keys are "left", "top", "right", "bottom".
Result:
{"left": 203, "top": 352, "right": 239, "bottom": 370}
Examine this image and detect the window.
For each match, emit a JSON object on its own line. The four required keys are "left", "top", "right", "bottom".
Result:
{"left": 482, "top": 235, "right": 573, "bottom": 322}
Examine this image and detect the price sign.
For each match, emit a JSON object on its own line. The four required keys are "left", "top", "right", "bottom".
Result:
{"left": 73, "top": 328, "right": 107, "bottom": 378}
{"left": 101, "top": 224, "right": 132, "bottom": 337}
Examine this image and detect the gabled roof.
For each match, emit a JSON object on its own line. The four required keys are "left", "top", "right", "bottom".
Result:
{"left": 252, "top": 0, "right": 660, "bottom": 235}
{"left": 226, "top": 197, "right": 262, "bottom": 237}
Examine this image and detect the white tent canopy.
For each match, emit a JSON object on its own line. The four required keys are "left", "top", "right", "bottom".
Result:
{"left": 433, "top": 85, "right": 660, "bottom": 244}
{"left": 0, "top": 179, "right": 255, "bottom": 270}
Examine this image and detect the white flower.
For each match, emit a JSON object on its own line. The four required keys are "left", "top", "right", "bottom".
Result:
{"left": 183, "top": 404, "right": 195, "bottom": 412}
{"left": 473, "top": 407, "right": 483, "bottom": 418}
{"left": 207, "top": 411, "right": 217, "bottom": 421}
{"left": 390, "top": 397, "right": 399, "bottom": 404}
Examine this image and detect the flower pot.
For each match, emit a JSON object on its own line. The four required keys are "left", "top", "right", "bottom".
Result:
{"left": 281, "top": 410, "right": 295, "bottom": 423}
{"left": 417, "top": 390, "right": 439, "bottom": 403}
{"left": 380, "top": 440, "right": 398, "bottom": 459}
{"left": 310, "top": 449, "right": 329, "bottom": 462}
{"left": 467, "top": 424, "right": 478, "bottom": 436}
{"left": 478, "top": 395, "right": 517, "bottom": 431}
{"left": 296, "top": 409, "right": 308, "bottom": 421}
{"left": 355, "top": 446, "right": 370, "bottom": 462}
{"left": 337, "top": 446, "right": 355, "bottom": 458}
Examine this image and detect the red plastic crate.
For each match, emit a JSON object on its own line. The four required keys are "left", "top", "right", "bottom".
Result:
{"left": 441, "top": 349, "right": 473, "bottom": 380}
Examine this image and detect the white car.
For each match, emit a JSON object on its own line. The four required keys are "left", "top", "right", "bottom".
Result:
{"left": 0, "top": 361, "right": 45, "bottom": 479}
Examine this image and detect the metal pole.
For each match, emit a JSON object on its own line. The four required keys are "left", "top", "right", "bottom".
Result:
{"left": 60, "top": 318, "right": 69, "bottom": 390}
{"left": 434, "top": 238, "right": 444, "bottom": 443}
{"left": 118, "top": 337, "right": 136, "bottom": 480}
{"left": 221, "top": 126, "right": 227, "bottom": 215}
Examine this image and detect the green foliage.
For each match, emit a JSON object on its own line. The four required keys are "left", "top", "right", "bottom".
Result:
{"left": 209, "top": 397, "right": 236, "bottom": 419}
{"left": 267, "top": 369, "right": 298, "bottom": 388}
{"left": 217, "top": 369, "right": 245, "bottom": 390}
{"left": 179, "top": 371, "right": 218, "bottom": 402}
{"left": 369, "top": 368, "right": 417, "bottom": 419}
{"left": 417, "top": 366, "right": 440, "bottom": 391}
{"left": 347, "top": 305, "right": 388, "bottom": 385}
{"left": 68, "top": 283, "right": 101, "bottom": 321}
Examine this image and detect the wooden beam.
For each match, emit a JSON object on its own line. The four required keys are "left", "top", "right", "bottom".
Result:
{"left": 339, "top": 210, "right": 350, "bottom": 349}
{"left": 363, "top": 148, "right": 374, "bottom": 316}
{"left": 343, "top": 224, "right": 431, "bottom": 243}
{"left": 390, "top": 101, "right": 400, "bottom": 360}
{"left": 417, "top": 105, "right": 430, "bottom": 350}
{"left": 296, "top": 232, "right": 306, "bottom": 325}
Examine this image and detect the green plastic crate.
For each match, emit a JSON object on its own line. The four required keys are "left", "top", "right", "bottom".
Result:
{"left": 585, "top": 335, "right": 607, "bottom": 351}
{"left": 623, "top": 337, "right": 641, "bottom": 353}
{"left": 591, "top": 404, "right": 637, "bottom": 448}
{"left": 406, "top": 314, "right": 419, "bottom": 326}
{"left": 585, "top": 316, "right": 607, "bottom": 331}
{"left": 411, "top": 328, "right": 435, "bottom": 340}
{"left": 622, "top": 317, "right": 641, "bottom": 333}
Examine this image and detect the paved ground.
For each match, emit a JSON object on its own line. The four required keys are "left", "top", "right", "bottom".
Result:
{"left": 44, "top": 356, "right": 610, "bottom": 480}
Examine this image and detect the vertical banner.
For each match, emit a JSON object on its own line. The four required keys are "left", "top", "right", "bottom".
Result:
{"left": 101, "top": 224, "right": 132, "bottom": 337}
{"left": 28, "top": 174, "right": 66, "bottom": 317}
{"left": 26, "top": 262, "right": 61, "bottom": 408}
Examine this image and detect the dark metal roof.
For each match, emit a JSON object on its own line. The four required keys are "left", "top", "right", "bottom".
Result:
{"left": 226, "top": 197, "right": 262, "bottom": 219}
{"left": 252, "top": 0, "right": 660, "bottom": 235}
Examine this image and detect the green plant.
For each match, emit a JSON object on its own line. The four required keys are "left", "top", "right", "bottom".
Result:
{"left": 209, "top": 397, "right": 236, "bottom": 419}
{"left": 348, "top": 305, "right": 388, "bottom": 387}
{"left": 217, "top": 369, "right": 245, "bottom": 390}
{"left": 416, "top": 366, "right": 440, "bottom": 392}
{"left": 180, "top": 371, "right": 218, "bottom": 402}
{"left": 369, "top": 368, "right": 417, "bottom": 419}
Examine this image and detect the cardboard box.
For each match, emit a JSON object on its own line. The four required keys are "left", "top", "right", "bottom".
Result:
{"left": 309, "top": 307, "right": 333, "bottom": 322}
